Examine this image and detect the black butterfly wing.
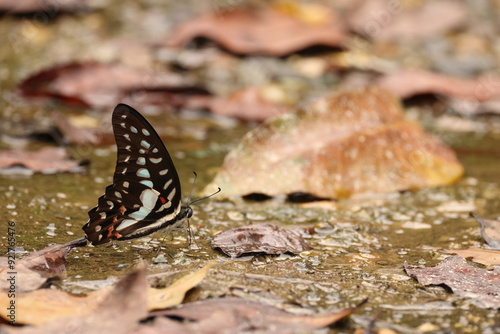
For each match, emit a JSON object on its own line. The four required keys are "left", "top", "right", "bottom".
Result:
{"left": 83, "top": 104, "right": 185, "bottom": 245}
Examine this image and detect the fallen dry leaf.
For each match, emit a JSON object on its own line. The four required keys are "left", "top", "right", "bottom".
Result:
{"left": 204, "top": 86, "right": 463, "bottom": 199}
{"left": 469, "top": 212, "right": 500, "bottom": 249}
{"left": 166, "top": 4, "right": 346, "bottom": 56}
{"left": 348, "top": 0, "right": 467, "bottom": 42}
{"left": 0, "top": 266, "right": 148, "bottom": 333}
{"left": 151, "top": 297, "right": 365, "bottom": 333}
{"left": 0, "top": 237, "right": 86, "bottom": 292}
{"left": 147, "top": 261, "right": 213, "bottom": 310}
{"left": 377, "top": 69, "right": 500, "bottom": 103}
{"left": 405, "top": 256, "right": 500, "bottom": 309}
{"left": 209, "top": 86, "right": 290, "bottom": 121}
{"left": 211, "top": 224, "right": 311, "bottom": 258}
{"left": 52, "top": 112, "right": 115, "bottom": 146}
{"left": 18, "top": 61, "right": 203, "bottom": 108}
{"left": 0, "top": 0, "right": 87, "bottom": 14}
{"left": 0, "top": 147, "right": 84, "bottom": 175}
{"left": 440, "top": 247, "right": 500, "bottom": 266}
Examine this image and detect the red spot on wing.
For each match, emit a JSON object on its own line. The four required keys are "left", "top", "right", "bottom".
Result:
{"left": 119, "top": 205, "right": 126, "bottom": 214}
{"left": 160, "top": 197, "right": 167, "bottom": 204}
{"left": 107, "top": 226, "right": 114, "bottom": 237}
{"left": 114, "top": 233, "right": 122, "bottom": 239}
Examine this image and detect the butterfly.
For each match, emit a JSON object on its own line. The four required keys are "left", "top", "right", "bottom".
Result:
{"left": 82, "top": 104, "right": 193, "bottom": 245}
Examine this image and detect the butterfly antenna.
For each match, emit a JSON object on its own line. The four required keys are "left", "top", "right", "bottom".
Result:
{"left": 186, "top": 171, "right": 198, "bottom": 204}
{"left": 189, "top": 187, "right": 221, "bottom": 206}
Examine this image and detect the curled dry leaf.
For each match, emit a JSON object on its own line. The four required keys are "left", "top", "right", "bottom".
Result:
{"left": 0, "top": 266, "right": 148, "bottom": 333}
{"left": 440, "top": 247, "right": 500, "bottom": 266}
{"left": 469, "top": 212, "right": 500, "bottom": 249}
{"left": 405, "top": 256, "right": 500, "bottom": 309}
{"left": 377, "top": 68, "right": 500, "bottom": 103}
{"left": 205, "top": 86, "right": 463, "bottom": 199}
{"left": 0, "top": 147, "right": 83, "bottom": 175}
{"left": 147, "top": 261, "right": 213, "bottom": 310}
{"left": 211, "top": 224, "right": 311, "bottom": 258}
{"left": 151, "top": 297, "right": 365, "bottom": 333}
{"left": 18, "top": 61, "right": 202, "bottom": 108}
{"left": 209, "top": 86, "right": 290, "bottom": 121}
{"left": 52, "top": 112, "right": 114, "bottom": 146}
{"left": 348, "top": 0, "right": 467, "bottom": 42}
{"left": 0, "top": 238, "right": 86, "bottom": 293}
{"left": 166, "top": 3, "right": 346, "bottom": 56}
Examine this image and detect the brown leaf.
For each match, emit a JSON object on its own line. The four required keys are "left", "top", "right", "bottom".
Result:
{"left": 211, "top": 224, "right": 311, "bottom": 258}
{"left": 204, "top": 86, "right": 463, "bottom": 199}
{"left": 0, "top": 266, "right": 148, "bottom": 332}
{"left": 0, "top": 147, "right": 83, "bottom": 175}
{"left": 441, "top": 247, "right": 500, "bottom": 266}
{"left": 209, "top": 86, "right": 290, "bottom": 121}
{"left": 348, "top": 0, "right": 467, "bottom": 42}
{"left": 52, "top": 112, "right": 115, "bottom": 146}
{"left": 151, "top": 297, "right": 364, "bottom": 333}
{"left": 18, "top": 61, "right": 202, "bottom": 108}
{"left": 0, "top": 238, "right": 86, "bottom": 292}
{"left": 147, "top": 261, "right": 214, "bottom": 310}
{"left": 166, "top": 4, "right": 346, "bottom": 56}
{"left": 377, "top": 69, "right": 500, "bottom": 103}
{"left": 0, "top": 0, "right": 86, "bottom": 14}
{"left": 469, "top": 212, "right": 500, "bottom": 249}
{"left": 405, "top": 256, "right": 500, "bottom": 309}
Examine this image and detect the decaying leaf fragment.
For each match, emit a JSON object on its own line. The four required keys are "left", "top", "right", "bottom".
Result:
{"left": 150, "top": 297, "right": 365, "bottom": 332}
{"left": 405, "top": 256, "right": 500, "bottom": 309}
{"left": 0, "top": 267, "right": 148, "bottom": 333}
{"left": 205, "top": 86, "right": 463, "bottom": 199}
{"left": 18, "top": 61, "right": 200, "bottom": 108}
{"left": 0, "top": 237, "right": 86, "bottom": 292}
{"left": 0, "top": 147, "right": 84, "bottom": 175}
{"left": 166, "top": 3, "right": 346, "bottom": 56}
{"left": 440, "top": 247, "right": 500, "bottom": 266}
{"left": 147, "top": 261, "right": 213, "bottom": 310}
{"left": 211, "top": 224, "right": 311, "bottom": 258}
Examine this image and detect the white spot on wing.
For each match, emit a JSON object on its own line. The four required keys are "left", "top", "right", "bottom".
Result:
{"left": 129, "top": 206, "right": 151, "bottom": 220}
{"left": 100, "top": 212, "right": 106, "bottom": 219}
{"left": 141, "top": 140, "right": 151, "bottom": 149}
{"left": 130, "top": 126, "right": 138, "bottom": 133}
{"left": 142, "top": 129, "right": 150, "bottom": 136}
{"left": 137, "top": 157, "right": 146, "bottom": 165}
{"left": 116, "top": 219, "right": 137, "bottom": 231}
{"left": 167, "top": 188, "right": 176, "bottom": 201}
{"left": 163, "top": 179, "right": 173, "bottom": 190}
{"left": 137, "top": 168, "right": 151, "bottom": 178}
{"left": 115, "top": 191, "right": 122, "bottom": 199}
{"left": 124, "top": 134, "right": 131, "bottom": 141}
{"left": 140, "top": 180, "right": 153, "bottom": 188}
{"left": 150, "top": 157, "right": 162, "bottom": 164}
{"left": 140, "top": 189, "right": 158, "bottom": 209}
{"left": 159, "top": 169, "right": 169, "bottom": 176}
{"left": 95, "top": 225, "right": 102, "bottom": 232}
{"left": 123, "top": 181, "right": 129, "bottom": 188}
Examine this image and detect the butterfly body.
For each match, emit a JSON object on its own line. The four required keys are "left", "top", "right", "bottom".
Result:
{"left": 83, "top": 104, "right": 192, "bottom": 245}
